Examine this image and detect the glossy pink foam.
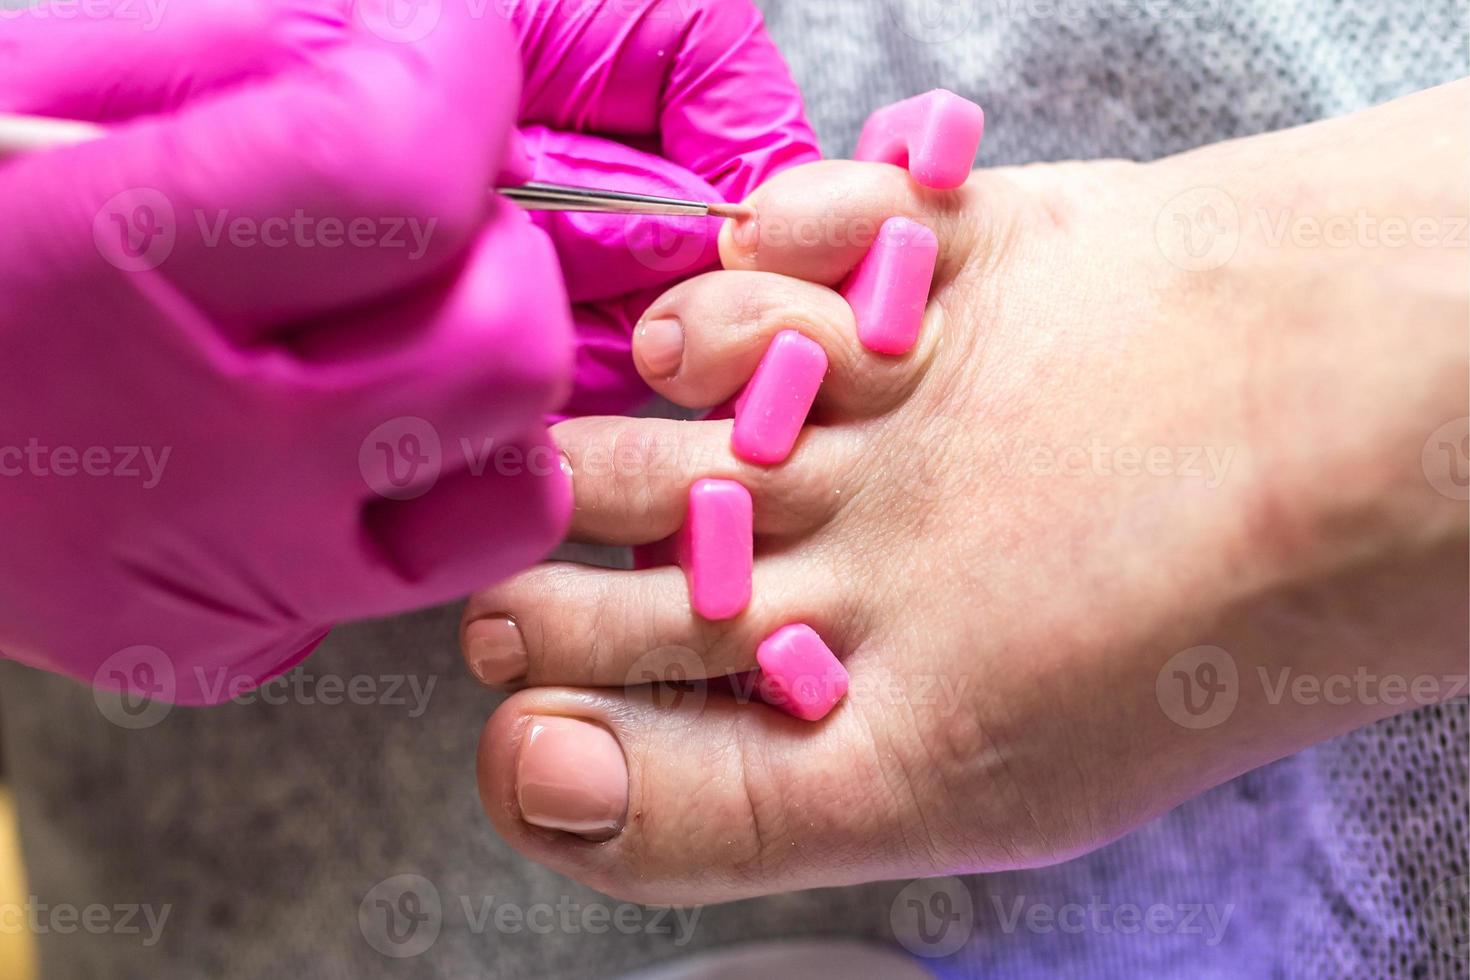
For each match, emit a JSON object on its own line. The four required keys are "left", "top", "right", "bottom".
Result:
{"left": 756, "top": 624, "right": 849, "bottom": 722}
{"left": 677, "top": 479, "right": 753, "bottom": 621}
{"left": 842, "top": 217, "right": 939, "bottom": 356}
{"left": 855, "top": 89, "right": 985, "bottom": 190}
{"left": 732, "top": 330, "right": 828, "bottom": 465}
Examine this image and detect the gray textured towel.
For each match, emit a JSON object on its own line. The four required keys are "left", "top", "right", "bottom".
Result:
{"left": 2, "top": 1, "right": 1465, "bottom": 977}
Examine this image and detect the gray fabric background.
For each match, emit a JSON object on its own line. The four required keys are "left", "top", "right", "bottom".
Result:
{"left": 2, "top": 1, "right": 1466, "bottom": 977}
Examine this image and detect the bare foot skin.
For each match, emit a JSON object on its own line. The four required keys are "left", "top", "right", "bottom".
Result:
{"left": 461, "top": 81, "right": 1468, "bottom": 906}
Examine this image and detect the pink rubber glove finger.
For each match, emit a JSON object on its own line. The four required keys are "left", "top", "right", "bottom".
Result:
{"left": 0, "top": 0, "right": 347, "bottom": 121}
{"left": 506, "top": 1, "right": 820, "bottom": 423}
{"left": 281, "top": 208, "right": 577, "bottom": 614}
{"left": 512, "top": 0, "right": 821, "bottom": 201}
{"left": 514, "top": 129, "right": 724, "bottom": 419}
{"left": 1, "top": 0, "right": 516, "bottom": 344}
{"left": 1, "top": 208, "right": 573, "bottom": 701}
{"left": 0, "top": 2, "right": 577, "bottom": 703}
{"left": 517, "top": 126, "right": 723, "bottom": 305}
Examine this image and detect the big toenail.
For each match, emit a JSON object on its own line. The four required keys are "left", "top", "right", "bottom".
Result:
{"left": 517, "top": 716, "right": 628, "bottom": 841}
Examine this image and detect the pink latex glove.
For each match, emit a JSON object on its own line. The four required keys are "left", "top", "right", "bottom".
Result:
{"left": 0, "top": 1, "right": 575, "bottom": 704}
{"left": 506, "top": 0, "right": 822, "bottom": 418}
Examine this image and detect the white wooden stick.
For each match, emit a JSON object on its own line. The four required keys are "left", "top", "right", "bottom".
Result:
{"left": 0, "top": 113, "right": 105, "bottom": 158}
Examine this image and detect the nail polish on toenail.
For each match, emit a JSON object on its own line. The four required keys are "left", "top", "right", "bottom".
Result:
{"left": 465, "top": 615, "right": 528, "bottom": 686}
{"left": 678, "top": 478, "right": 753, "bottom": 620}
{"left": 841, "top": 217, "right": 939, "bottom": 356}
{"left": 636, "top": 317, "right": 684, "bottom": 378}
{"left": 855, "top": 89, "right": 985, "bottom": 190}
{"left": 517, "top": 716, "right": 628, "bottom": 840}
{"left": 756, "top": 624, "right": 849, "bottom": 722}
{"left": 732, "top": 214, "right": 760, "bottom": 252}
{"left": 732, "top": 330, "right": 828, "bottom": 466}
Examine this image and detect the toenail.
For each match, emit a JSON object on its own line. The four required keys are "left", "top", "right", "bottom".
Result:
{"left": 732, "top": 329, "right": 828, "bottom": 465}
{"left": 636, "top": 317, "right": 685, "bottom": 378}
{"left": 732, "top": 214, "right": 760, "bottom": 252}
{"left": 464, "top": 615, "right": 528, "bottom": 686}
{"left": 517, "top": 716, "right": 628, "bottom": 841}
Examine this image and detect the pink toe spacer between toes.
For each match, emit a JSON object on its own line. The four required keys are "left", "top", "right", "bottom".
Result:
{"left": 678, "top": 478, "right": 753, "bottom": 621}
{"left": 732, "top": 329, "right": 828, "bottom": 465}
{"left": 855, "top": 88, "right": 985, "bottom": 190}
{"left": 757, "top": 624, "right": 849, "bottom": 722}
{"left": 842, "top": 216, "right": 939, "bottom": 356}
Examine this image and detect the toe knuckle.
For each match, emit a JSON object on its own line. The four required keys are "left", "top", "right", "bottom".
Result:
{"left": 601, "top": 422, "right": 683, "bottom": 515}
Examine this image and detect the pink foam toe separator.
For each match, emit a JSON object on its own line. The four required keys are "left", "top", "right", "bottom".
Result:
{"left": 757, "top": 624, "right": 849, "bottom": 722}
{"left": 732, "top": 330, "right": 828, "bottom": 465}
{"left": 842, "top": 217, "right": 939, "bottom": 356}
{"left": 855, "top": 88, "right": 985, "bottom": 190}
{"left": 678, "top": 478, "right": 753, "bottom": 621}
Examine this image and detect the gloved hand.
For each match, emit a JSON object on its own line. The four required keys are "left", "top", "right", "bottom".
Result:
{"left": 505, "top": 0, "right": 823, "bottom": 418}
{"left": 0, "top": 0, "right": 575, "bottom": 703}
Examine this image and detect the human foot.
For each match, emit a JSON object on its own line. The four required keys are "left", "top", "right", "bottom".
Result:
{"left": 461, "top": 82, "right": 1467, "bottom": 905}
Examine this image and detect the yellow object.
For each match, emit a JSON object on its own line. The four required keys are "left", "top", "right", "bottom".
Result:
{"left": 0, "top": 788, "right": 35, "bottom": 980}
